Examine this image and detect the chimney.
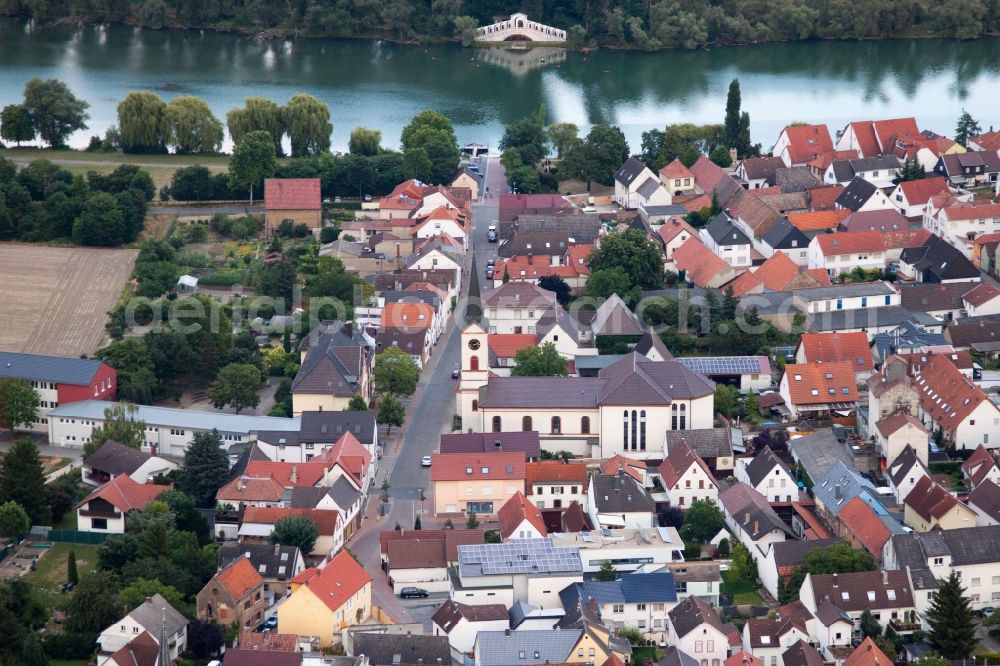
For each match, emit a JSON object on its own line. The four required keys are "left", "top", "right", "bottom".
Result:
{"left": 882, "top": 570, "right": 888, "bottom": 584}
{"left": 290, "top": 465, "right": 298, "bottom": 484}
{"left": 275, "top": 543, "right": 280, "bottom": 556}
{"left": 528, "top": 252, "right": 533, "bottom": 265}
{"left": 833, "top": 573, "right": 839, "bottom": 587}
{"left": 753, "top": 520, "right": 759, "bottom": 535}
{"left": 835, "top": 485, "right": 841, "bottom": 500}
{"left": 494, "top": 439, "right": 502, "bottom": 449}
{"left": 744, "top": 511, "right": 750, "bottom": 523}
{"left": 589, "top": 597, "right": 597, "bottom": 612}
{"left": 505, "top": 629, "right": 511, "bottom": 637}
{"left": 238, "top": 475, "right": 248, "bottom": 492}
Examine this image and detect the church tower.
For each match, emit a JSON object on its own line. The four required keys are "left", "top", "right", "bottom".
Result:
{"left": 457, "top": 322, "right": 490, "bottom": 431}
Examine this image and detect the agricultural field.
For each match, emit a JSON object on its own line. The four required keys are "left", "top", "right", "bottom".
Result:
{"left": 0, "top": 244, "right": 137, "bottom": 357}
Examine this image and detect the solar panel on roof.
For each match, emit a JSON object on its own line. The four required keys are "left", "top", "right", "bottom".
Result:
{"left": 677, "top": 356, "right": 763, "bottom": 375}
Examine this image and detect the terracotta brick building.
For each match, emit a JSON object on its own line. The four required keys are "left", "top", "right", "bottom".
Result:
{"left": 264, "top": 178, "right": 322, "bottom": 234}
{"left": 196, "top": 556, "right": 266, "bottom": 630}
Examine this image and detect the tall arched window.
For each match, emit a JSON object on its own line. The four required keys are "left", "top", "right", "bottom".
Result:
{"left": 581, "top": 416, "right": 590, "bottom": 434}
{"left": 551, "top": 416, "right": 561, "bottom": 434}
{"left": 630, "top": 410, "right": 638, "bottom": 451}
{"left": 679, "top": 403, "right": 687, "bottom": 430}
{"left": 671, "top": 404, "right": 678, "bottom": 430}
{"left": 623, "top": 410, "right": 629, "bottom": 449}
{"left": 522, "top": 416, "right": 533, "bottom": 431}
{"left": 492, "top": 416, "right": 501, "bottom": 432}
{"left": 640, "top": 410, "right": 647, "bottom": 450}
{"left": 470, "top": 355, "right": 479, "bottom": 371}
{"left": 471, "top": 399, "right": 479, "bottom": 412}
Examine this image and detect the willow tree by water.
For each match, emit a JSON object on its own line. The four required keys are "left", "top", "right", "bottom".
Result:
{"left": 165, "top": 96, "right": 224, "bottom": 154}
{"left": 117, "top": 91, "right": 167, "bottom": 153}
{"left": 284, "top": 93, "right": 332, "bottom": 157}
{"left": 226, "top": 97, "right": 286, "bottom": 155}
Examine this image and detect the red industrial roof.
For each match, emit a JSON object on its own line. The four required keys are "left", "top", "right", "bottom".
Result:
{"left": 76, "top": 475, "right": 170, "bottom": 513}
{"left": 838, "top": 497, "right": 891, "bottom": 557}
{"left": 264, "top": 178, "right": 321, "bottom": 211}
{"left": 430, "top": 452, "right": 526, "bottom": 482}
{"left": 798, "top": 332, "right": 873, "bottom": 374}
{"left": 783, "top": 361, "right": 858, "bottom": 406}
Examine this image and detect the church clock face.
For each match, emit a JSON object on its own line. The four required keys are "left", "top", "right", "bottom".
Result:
{"left": 468, "top": 338, "right": 481, "bottom": 351}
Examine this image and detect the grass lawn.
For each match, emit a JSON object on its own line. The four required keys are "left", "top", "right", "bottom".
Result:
{"left": 721, "top": 569, "right": 764, "bottom": 605}
{"left": 0, "top": 147, "right": 233, "bottom": 167}
{"left": 23, "top": 543, "right": 100, "bottom": 614}
{"left": 51, "top": 510, "right": 78, "bottom": 531}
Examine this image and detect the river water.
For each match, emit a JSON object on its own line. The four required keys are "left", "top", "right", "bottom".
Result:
{"left": 2, "top": 18, "right": 1000, "bottom": 153}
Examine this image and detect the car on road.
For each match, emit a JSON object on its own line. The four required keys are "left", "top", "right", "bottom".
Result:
{"left": 400, "top": 587, "right": 429, "bottom": 599}
{"left": 487, "top": 230, "right": 497, "bottom": 242}
{"left": 486, "top": 266, "right": 495, "bottom": 279}
{"left": 451, "top": 367, "right": 460, "bottom": 379}
{"left": 421, "top": 455, "right": 432, "bottom": 467}
{"left": 486, "top": 258, "right": 495, "bottom": 268}
{"left": 263, "top": 615, "right": 277, "bottom": 630}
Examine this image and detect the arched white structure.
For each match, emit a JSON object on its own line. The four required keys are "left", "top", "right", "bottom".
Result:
{"left": 475, "top": 13, "right": 567, "bottom": 43}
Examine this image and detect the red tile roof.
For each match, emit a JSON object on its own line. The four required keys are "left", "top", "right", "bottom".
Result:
{"left": 245, "top": 461, "right": 329, "bottom": 488}
{"left": 897, "top": 177, "right": 950, "bottom": 206}
{"left": 217, "top": 556, "right": 264, "bottom": 599}
{"left": 808, "top": 185, "right": 845, "bottom": 211}
{"left": 875, "top": 413, "right": 925, "bottom": 439}
{"left": 845, "top": 121, "right": 881, "bottom": 158}
{"left": 264, "top": 178, "right": 321, "bottom": 211}
{"left": 292, "top": 551, "right": 371, "bottom": 613}
{"left": 726, "top": 652, "right": 764, "bottom": 666}
{"left": 659, "top": 218, "right": 700, "bottom": 246}
{"left": 320, "top": 432, "right": 372, "bottom": 484}
{"left": 808, "top": 150, "right": 860, "bottom": 172}
{"left": 838, "top": 497, "right": 890, "bottom": 557}
{"left": 787, "top": 210, "right": 850, "bottom": 232}
{"left": 76, "top": 475, "right": 170, "bottom": 513}
{"left": 963, "top": 281, "right": 1000, "bottom": 307}
{"left": 783, "top": 361, "right": 858, "bottom": 406}
{"left": 814, "top": 230, "right": 886, "bottom": 255}
{"left": 658, "top": 438, "right": 714, "bottom": 489}
{"left": 961, "top": 445, "right": 998, "bottom": 486}
{"left": 973, "top": 130, "right": 1000, "bottom": 151}
{"left": 942, "top": 201, "right": 1000, "bottom": 222}
{"left": 497, "top": 491, "right": 548, "bottom": 539}
{"left": 798, "top": 332, "right": 873, "bottom": 374}
{"left": 672, "top": 237, "right": 732, "bottom": 288}
{"left": 728, "top": 252, "right": 827, "bottom": 297}
{"left": 781, "top": 124, "right": 835, "bottom": 164}
{"left": 840, "top": 209, "right": 909, "bottom": 232}
{"left": 525, "top": 461, "right": 588, "bottom": 490}
{"left": 241, "top": 506, "right": 341, "bottom": 536}
{"left": 600, "top": 455, "right": 647, "bottom": 483}
{"left": 216, "top": 476, "right": 287, "bottom": 503}
{"left": 430, "top": 452, "right": 526, "bottom": 482}
{"left": 873, "top": 117, "right": 920, "bottom": 155}
{"left": 912, "top": 353, "right": 991, "bottom": 430}
{"left": 382, "top": 301, "right": 435, "bottom": 331}
{"left": 844, "top": 638, "right": 894, "bottom": 666}
{"left": 660, "top": 159, "right": 694, "bottom": 180}
{"left": 488, "top": 334, "right": 538, "bottom": 359}
{"left": 904, "top": 476, "right": 964, "bottom": 521}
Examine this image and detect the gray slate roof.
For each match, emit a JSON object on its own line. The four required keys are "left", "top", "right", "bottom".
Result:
{"left": 705, "top": 213, "right": 751, "bottom": 246}
{"left": 806, "top": 307, "right": 936, "bottom": 335}
{"left": 891, "top": 525, "right": 1000, "bottom": 570}
{"left": 83, "top": 440, "right": 152, "bottom": 476}
{"left": 475, "top": 629, "right": 580, "bottom": 666}
{"left": 439, "top": 432, "right": 541, "bottom": 458}
{"left": 811, "top": 461, "right": 877, "bottom": 517}
{"left": 762, "top": 218, "right": 810, "bottom": 250}
{"left": 794, "top": 282, "right": 896, "bottom": 301}
{"left": 871, "top": 321, "right": 947, "bottom": 361}
{"left": 776, "top": 166, "right": 820, "bottom": 193}
{"left": 887, "top": 445, "right": 927, "bottom": 487}
{"left": 637, "top": 176, "right": 663, "bottom": 199}
{"left": 353, "top": 633, "right": 451, "bottom": 666}
{"left": 788, "top": 428, "right": 856, "bottom": 482}
{"left": 0, "top": 351, "right": 105, "bottom": 385}
{"left": 968, "top": 480, "right": 1000, "bottom": 524}
{"left": 50, "top": 400, "right": 298, "bottom": 436}
{"left": 126, "top": 593, "right": 188, "bottom": 639}
{"left": 660, "top": 646, "right": 700, "bottom": 666}
{"left": 592, "top": 473, "right": 656, "bottom": 513}
{"left": 665, "top": 429, "right": 732, "bottom": 459}
{"left": 900, "top": 233, "right": 980, "bottom": 282}
{"left": 835, "top": 177, "right": 879, "bottom": 211}
{"left": 616, "top": 157, "right": 651, "bottom": 186}
{"left": 743, "top": 446, "right": 794, "bottom": 488}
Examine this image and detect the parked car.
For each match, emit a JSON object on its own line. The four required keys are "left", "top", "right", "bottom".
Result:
{"left": 263, "top": 615, "right": 278, "bottom": 630}
{"left": 451, "top": 367, "right": 460, "bottom": 379}
{"left": 487, "top": 230, "right": 498, "bottom": 242}
{"left": 400, "top": 587, "right": 429, "bottom": 598}
{"left": 486, "top": 258, "right": 496, "bottom": 268}
{"left": 486, "top": 267, "right": 495, "bottom": 279}
{"left": 421, "top": 455, "right": 433, "bottom": 467}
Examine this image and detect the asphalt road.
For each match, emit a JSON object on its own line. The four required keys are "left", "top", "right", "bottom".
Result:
{"left": 148, "top": 204, "right": 263, "bottom": 215}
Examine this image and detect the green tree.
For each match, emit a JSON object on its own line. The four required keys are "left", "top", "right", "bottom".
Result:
{"left": 710, "top": 145, "right": 732, "bottom": 167}
{"left": 401, "top": 110, "right": 460, "bottom": 184}
{"left": 0, "top": 439, "right": 49, "bottom": 524}
{"left": 226, "top": 97, "right": 285, "bottom": 155}
{"left": 538, "top": 275, "right": 572, "bottom": 305}
{"left": 117, "top": 91, "right": 167, "bottom": 153}
{"left": 179, "top": 430, "right": 231, "bottom": 507}
{"left": 717, "top": 538, "right": 731, "bottom": 557}
{"left": 401, "top": 109, "right": 457, "bottom": 152}
{"left": 895, "top": 156, "right": 926, "bottom": 183}
{"left": 860, "top": 609, "right": 881, "bottom": 639}
{"left": 20, "top": 634, "right": 45, "bottom": 666}
{"left": 0, "top": 378, "right": 39, "bottom": 432}
{"left": 744, "top": 390, "right": 759, "bottom": 416}
{"left": 347, "top": 394, "right": 368, "bottom": 411}
{"left": 585, "top": 267, "right": 635, "bottom": 301}
{"left": 955, "top": 109, "right": 982, "bottom": 147}
{"left": 271, "top": 515, "right": 319, "bottom": 554}
{"left": 164, "top": 95, "right": 224, "bottom": 154}
{"left": 228, "top": 130, "right": 277, "bottom": 204}
{"left": 0, "top": 501, "right": 30, "bottom": 539}
{"left": 714, "top": 384, "right": 740, "bottom": 418}
{"left": 377, "top": 393, "right": 406, "bottom": 435}
{"left": 67, "top": 549, "right": 78, "bottom": 584}
{"left": 781, "top": 541, "right": 876, "bottom": 602}
{"left": 723, "top": 78, "right": 742, "bottom": 153}
{"left": 563, "top": 123, "right": 630, "bottom": 188}
{"left": 284, "top": 93, "right": 332, "bottom": 156}
{"left": 679, "top": 499, "right": 725, "bottom": 543}
{"left": 349, "top": 127, "right": 382, "bottom": 156}
{"left": 207, "top": 363, "right": 261, "bottom": 414}
{"left": 0, "top": 104, "right": 33, "bottom": 146}
{"left": 466, "top": 511, "right": 479, "bottom": 529}
{"left": 85, "top": 402, "right": 146, "bottom": 457}
{"left": 72, "top": 191, "right": 126, "bottom": 246}
{"left": 373, "top": 347, "right": 420, "bottom": 396}
{"left": 730, "top": 542, "right": 757, "bottom": 580}
{"left": 22, "top": 77, "right": 89, "bottom": 147}
{"left": 598, "top": 559, "right": 617, "bottom": 581}
{"left": 926, "top": 572, "right": 977, "bottom": 659}
{"left": 64, "top": 570, "right": 120, "bottom": 634}
{"left": 547, "top": 122, "right": 579, "bottom": 158}
{"left": 501, "top": 107, "right": 548, "bottom": 166}
{"left": 511, "top": 343, "right": 568, "bottom": 377}
{"left": 587, "top": 228, "right": 664, "bottom": 291}
{"left": 118, "top": 578, "right": 187, "bottom": 614}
